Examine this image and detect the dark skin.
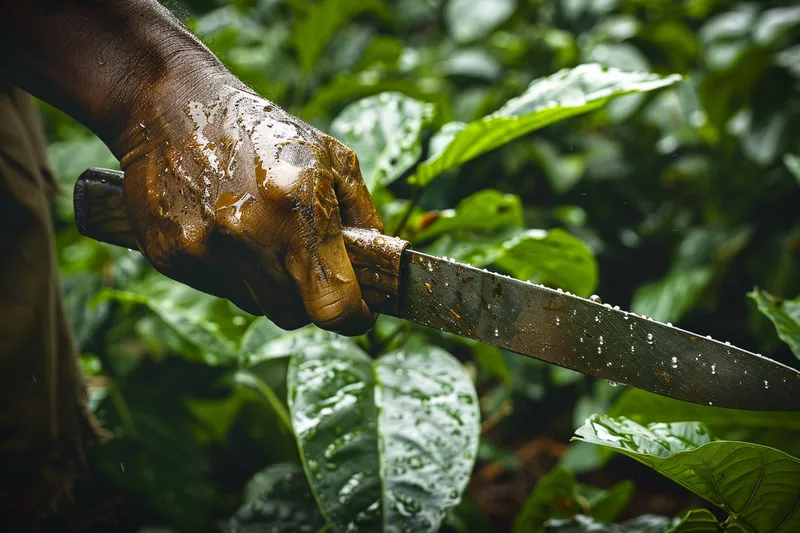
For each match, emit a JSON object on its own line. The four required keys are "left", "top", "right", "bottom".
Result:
{"left": 2, "top": 0, "right": 383, "bottom": 336}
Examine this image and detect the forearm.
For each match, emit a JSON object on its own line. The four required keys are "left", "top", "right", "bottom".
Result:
{"left": 1, "top": 0, "right": 233, "bottom": 155}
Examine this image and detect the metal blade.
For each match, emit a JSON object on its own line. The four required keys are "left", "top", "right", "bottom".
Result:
{"left": 397, "top": 250, "right": 800, "bottom": 411}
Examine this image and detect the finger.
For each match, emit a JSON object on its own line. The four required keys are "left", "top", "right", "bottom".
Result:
{"left": 328, "top": 141, "right": 384, "bottom": 232}
{"left": 282, "top": 174, "right": 374, "bottom": 335}
{"left": 237, "top": 249, "right": 310, "bottom": 331}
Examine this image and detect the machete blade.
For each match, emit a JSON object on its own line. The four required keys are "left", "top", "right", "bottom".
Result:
{"left": 398, "top": 250, "right": 800, "bottom": 411}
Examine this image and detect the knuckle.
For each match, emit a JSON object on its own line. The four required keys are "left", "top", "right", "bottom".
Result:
{"left": 306, "top": 287, "right": 362, "bottom": 327}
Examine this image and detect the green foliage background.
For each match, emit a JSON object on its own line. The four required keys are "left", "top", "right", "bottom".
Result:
{"left": 37, "top": 0, "right": 800, "bottom": 531}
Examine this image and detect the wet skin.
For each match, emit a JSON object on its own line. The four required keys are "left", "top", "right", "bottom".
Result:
{"left": 4, "top": 0, "right": 383, "bottom": 335}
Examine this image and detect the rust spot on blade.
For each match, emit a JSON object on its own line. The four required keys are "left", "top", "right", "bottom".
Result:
{"left": 450, "top": 308, "right": 461, "bottom": 320}
{"left": 492, "top": 283, "right": 503, "bottom": 297}
{"left": 654, "top": 369, "right": 671, "bottom": 384}
{"left": 462, "top": 276, "right": 475, "bottom": 284}
{"left": 424, "top": 282, "right": 433, "bottom": 293}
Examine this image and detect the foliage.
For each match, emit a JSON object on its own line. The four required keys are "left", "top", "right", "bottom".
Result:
{"left": 36, "top": 0, "right": 800, "bottom": 531}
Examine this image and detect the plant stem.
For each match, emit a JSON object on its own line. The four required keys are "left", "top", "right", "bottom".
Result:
{"left": 391, "top": 186, "right": 422, "bottom": 237}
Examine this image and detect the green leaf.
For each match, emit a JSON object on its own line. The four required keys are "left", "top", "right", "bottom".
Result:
{"left": 785, "top": 154, "right": 800, "bottom": 185}
{"left": 225, "top": 463, "right": 326, "bottom": 532}
{"left": 96, "top": 275, "right": 254, "bottom": 365}
{"left": 445, "top": 0, "right": 517, "bottom": 44}
{"left": 631, "top": 267, "right": 714, "bottom": 325}
{"left": 608, "top": 388, "right": 800, "bottom": 457}
{"left": 581, "top": 481, "right": 634, "bottom": 524}
{"left": 330, "top": 92, "right": 435, "bottom": 192}
{"left": 427, "top": 227, "right": 597, "bottom": 296}
{"left": 409, "top": 64, "right": 682, "bottom": 186}
{"left": 513, "top": 465, "right": 634, "bottom": 532}
{"left": 749, "top": 288, "right": 800, "bottom": 359}
{"left": 290, "top": 0, "right": 390, "bottom": 73}
{"left": 412, "top": 189, "right": 523, "bottom": 243}
{"left": 288, "top": 341, "right": 480, "bottom": 532}
{"left": 513, "top": 465, "right": 578, "bottom": 533}
{"left": 544, "top": 514, "right": 680, "bottom": 533}
{"left": 574, "top": 415, "right": 800, "bottom": 532}
{"left": 669, "top": 509, "right": 720, "bottom": 533}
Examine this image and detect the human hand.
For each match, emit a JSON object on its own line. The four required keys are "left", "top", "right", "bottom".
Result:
{"left": 117, "top": 80, "right": 383, "bottom": 335}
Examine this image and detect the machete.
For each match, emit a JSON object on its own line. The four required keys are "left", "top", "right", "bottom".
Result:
{"left": 74, "top": 167, "right": 800, "bottom": 411}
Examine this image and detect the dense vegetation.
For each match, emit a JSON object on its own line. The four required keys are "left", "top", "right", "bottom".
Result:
{"left": 39, "top": 0, "right": 800, "bottom": 531}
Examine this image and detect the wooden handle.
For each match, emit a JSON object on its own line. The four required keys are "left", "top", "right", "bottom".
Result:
{"left": 74, "top": 168, "right": 409, "bottom": 315}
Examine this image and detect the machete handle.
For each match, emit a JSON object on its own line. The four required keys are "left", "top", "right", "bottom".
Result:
{"left": 74, "top": 168, "right": 409, "bottom": 315}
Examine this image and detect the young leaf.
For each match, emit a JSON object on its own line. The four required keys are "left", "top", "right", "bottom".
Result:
{"left": 409, "top": 64, "right": 682, "bottom": 186}
{"left": 669, "top": 509, "right": 719, "bottom": 533}
{"left": 608, "top": 388, "right": 800, "bottom": 457}
{"left": 330, "top": 92, "right": 435, "bottom": 192}
{"left": 513, "top": 465, "right": 578, "bottom": 533}
{"left": 288, "top": 341, "right": 480, "bottom": 532}
{"left": 544, "top": 514, "right": 679, "bottom": 533}
{"left": 574, "top": 415, "right": 800, "bottom": 532}
{"left": 749, "top": 288, "right": 800, "bottom": 359}
{"left": 426, "top": 227, "right": 597, "bottom": 296}
{"left": 412, "top": 189, "right": 523, "bottom": 243}
{"left": 225, "top": 463, "right": 326, "bottom": 533}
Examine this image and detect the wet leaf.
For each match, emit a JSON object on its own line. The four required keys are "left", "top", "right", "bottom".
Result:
{"left": 669, "top": 509, "right": 719, "bottom": 533}
{"left": 409, "top": 64, "right": 682, "bottom": 186}
{"left": 445, "top": 0, "right": 517, "bottom": 44}
{"left": 288, "top": 341, "right": 480, "bottom": 532}
{"left": 96, "top": 275, "right": 254, "bottom": 365}
{"left": 331, "top": 92, "right": 435, "bottom": 192}
{"left": 749, "top": 288, "right": 800, "bottom": 359}
{"left": 544, "top": 514, "right": 679, "bottom": 533}
{"left": 574, "top": 415, "right": 800, "bottom": 532}
{"left": 225, "top": 463, "right": 326, "bottom": 533}
{"left": 608, "top": 388, "right": 800, "bottom": 457}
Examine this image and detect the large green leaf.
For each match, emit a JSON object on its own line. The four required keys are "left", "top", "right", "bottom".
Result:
{"left": 290, "top": 0, "right": 390, "bottom": 73}
{"left": 574, "top": 415, "right": 800, "bottom": 532}
{"left": 409, "top": 64, "right": 682, "bottom": 186}
{"left": 330, "top": 92, "right": 435, "bottom": 192}
{"left": 426, "top": 227, "right": 597, "bottom": 296}
{"left": 288, "top": 341, "right": 480, "bottom": 532}
{"left": 608, "top": 388, "right": 800, "bottom": 457}
{"left": 749, "top": 288, "right": 800, "bottom": 359}
{"left": 96, "top": 275, "right": 254, "bottom": 365}
{"left": 225, "top": 463, "right": 326, "bottom": 533}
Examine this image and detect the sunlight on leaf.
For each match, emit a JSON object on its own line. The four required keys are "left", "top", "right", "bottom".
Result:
{"left": 574, "top": 415, "right": 800, "bottom": 532}
{"left": 409, "top": 64, "right": 682, "bottom": 186}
